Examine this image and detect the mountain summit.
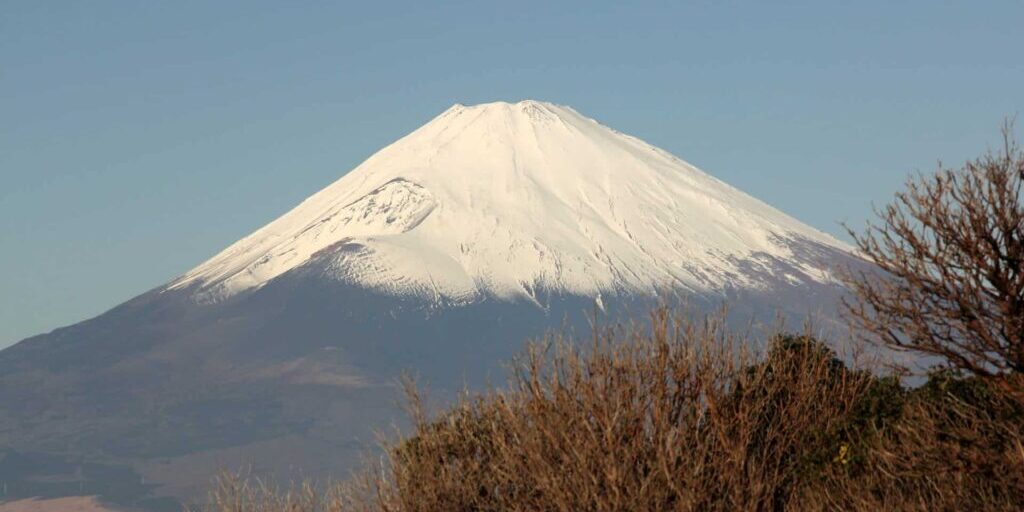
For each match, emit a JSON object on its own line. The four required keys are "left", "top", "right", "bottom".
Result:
{"left": 173, "top": 100, "right": 848, "bottom": 304}
{"left": 0, "top": 101, "right": 861, "bottom": 510}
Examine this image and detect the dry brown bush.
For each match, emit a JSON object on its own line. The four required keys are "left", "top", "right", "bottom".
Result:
{"left": 196, "top": 308, "right": 1024, "bottom": 512}
{"left": 797, "top": 371, "right": 1024, "bottom": 511}
{"left": 366, "top": 310, "right": 868, "bottom": 512}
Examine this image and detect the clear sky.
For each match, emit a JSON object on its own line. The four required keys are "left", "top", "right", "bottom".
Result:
{"left": 1, "top": 1, "right": 1021, "bottom": 348}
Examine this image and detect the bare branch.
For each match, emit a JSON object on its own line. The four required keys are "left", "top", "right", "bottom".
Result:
{"left": 842, "top": 122, "right": 1024, "bottom": 377}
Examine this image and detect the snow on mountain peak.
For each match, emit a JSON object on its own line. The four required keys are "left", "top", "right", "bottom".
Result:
{"left": 170, "top": 100, "right": 852, "bottom": 304}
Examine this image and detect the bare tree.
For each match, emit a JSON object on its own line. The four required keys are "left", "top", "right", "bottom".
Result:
{"left": 843, "top": 122, "right": 1024, "bottom": 377}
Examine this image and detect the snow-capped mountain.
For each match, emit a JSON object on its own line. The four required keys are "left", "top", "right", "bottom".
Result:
{"left": 172, "top": 100, "right": 849, "bottom": 305}
{"left": 0, "top": 101, "right": 862, "bottom": 511}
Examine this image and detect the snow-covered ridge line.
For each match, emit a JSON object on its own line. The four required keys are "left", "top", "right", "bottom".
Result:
{"left": 169, "top": 100, "right": 852, "bottom": 304}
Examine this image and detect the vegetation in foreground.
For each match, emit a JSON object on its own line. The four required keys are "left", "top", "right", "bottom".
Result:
{"left": 197, "top": 125, "right": 1023, "bottom": 511}
{"left": 197, "top": 313, "right": 1024, "bottom": 511}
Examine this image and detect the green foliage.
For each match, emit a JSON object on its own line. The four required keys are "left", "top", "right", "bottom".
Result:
{"left": 767, "top": 334, "right": 844, "bottom": 370}
{"left": 825, "top": 374, "right": 906, "bottom": 474}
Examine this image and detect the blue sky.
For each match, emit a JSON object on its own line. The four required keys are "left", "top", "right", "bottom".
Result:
{"left": 2, "top": 1, "right": 1022, "bottom": 348}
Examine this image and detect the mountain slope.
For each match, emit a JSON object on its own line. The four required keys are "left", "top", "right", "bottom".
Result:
{"left": 0, "top": 101, "right": 862, "bottom": 511}
{"left": 171, "top": 100, "right": 849, "bottom": 304}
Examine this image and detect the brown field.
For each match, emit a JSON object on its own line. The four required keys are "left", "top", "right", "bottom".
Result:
{"left": 0, "top": 496, "right": 119, "bottom": 512}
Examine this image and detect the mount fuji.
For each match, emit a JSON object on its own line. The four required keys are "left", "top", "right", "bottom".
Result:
{"left": 0, "top": 101, "right": 862, "bottom": 510}
{"left": 173, "top": 100, "right": 849, "bottom": 304}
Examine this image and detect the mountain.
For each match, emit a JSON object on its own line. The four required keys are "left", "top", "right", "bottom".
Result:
{"left": 0, "top": 101, "right": 862, "bottom": 510}
{"left": 173, "top": 100, "right": 848, "bottom": 304}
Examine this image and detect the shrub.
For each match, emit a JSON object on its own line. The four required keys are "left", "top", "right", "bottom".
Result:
{"left": 198, "top": 309, "right": 1024, "bottom": 511}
